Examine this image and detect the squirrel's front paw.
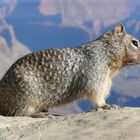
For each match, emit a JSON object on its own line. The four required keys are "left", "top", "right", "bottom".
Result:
{"left": 103, "top": 104, "right": 122, "bottom": 110}
{"left": 95, "top": 104, "right": 122, "bottom": 111}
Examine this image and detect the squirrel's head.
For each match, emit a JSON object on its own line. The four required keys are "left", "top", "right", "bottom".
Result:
{"left": 105, "top": 23, "right": 140, "bottom": 66}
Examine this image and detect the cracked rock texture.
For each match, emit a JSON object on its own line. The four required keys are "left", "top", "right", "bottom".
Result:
{"left": 0, "top": 107, "right": 140, "bottom": 140}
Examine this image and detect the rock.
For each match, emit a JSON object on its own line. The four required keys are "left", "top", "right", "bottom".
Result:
{"left": 0, "top": 107, "right": 140, "bottom": 140}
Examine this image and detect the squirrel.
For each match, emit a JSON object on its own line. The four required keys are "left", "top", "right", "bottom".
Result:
{"left": 0, "top": 23, "right": 140, "bottom": 118}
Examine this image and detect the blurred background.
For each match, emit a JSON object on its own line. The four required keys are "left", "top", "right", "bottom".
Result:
{"left": 0, "top": 0, "right": 140, "bottom": 115}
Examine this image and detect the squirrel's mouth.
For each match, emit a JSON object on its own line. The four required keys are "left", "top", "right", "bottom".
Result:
{"left": 123, "top": 51, "right": 140, "bottom": 66}
{"left": 124, "top": 59, "right": 140, "bottom": 66}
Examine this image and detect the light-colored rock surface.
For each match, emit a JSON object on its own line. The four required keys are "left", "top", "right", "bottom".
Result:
{"left": 0, "top": 107, "right": 140, "bottom": 140}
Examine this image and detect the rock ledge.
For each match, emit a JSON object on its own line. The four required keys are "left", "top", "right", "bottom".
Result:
{"left": 0, "top": 107, "right": 140, "bottom": 140}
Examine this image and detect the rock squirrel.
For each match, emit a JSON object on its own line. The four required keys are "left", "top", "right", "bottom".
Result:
{"left": 0, "top": 23, "right": 140, "bottom": 117}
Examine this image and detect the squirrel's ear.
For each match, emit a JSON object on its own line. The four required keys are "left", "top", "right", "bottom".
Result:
{"left": 114, "top": 23, "right": 125, "bottom": 34}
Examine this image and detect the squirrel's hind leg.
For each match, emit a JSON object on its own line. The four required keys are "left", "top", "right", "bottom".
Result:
{"left": 26, "top": 103, "right": 49, "bottom": 118}
{"left": 31, "top": 112, "right": 48, "bottom": 118}
{"left": 99, "top": 104, "right": 122, "bottom": 110}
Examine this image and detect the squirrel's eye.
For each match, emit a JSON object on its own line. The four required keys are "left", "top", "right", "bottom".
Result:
{"left": 132, "top": 40, "right": 139, "bottom": 47}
